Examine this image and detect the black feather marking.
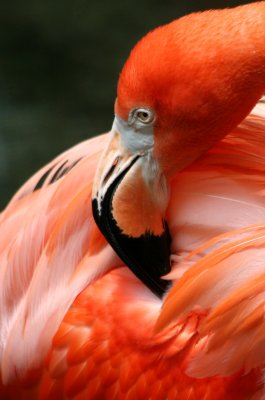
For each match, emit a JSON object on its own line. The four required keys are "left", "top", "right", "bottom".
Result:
{"left": 33, "top": 164, "right": 58, "bottom": 192}
{"left": 49, "top": 160, "right": 69, "bottom": 184}
{"left": 33, "top": 157, "right": 84, "bottom": 193}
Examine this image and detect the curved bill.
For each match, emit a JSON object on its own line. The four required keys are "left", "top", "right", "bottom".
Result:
{"left": 92, "top": 119, "right": 171, "bottom": 297}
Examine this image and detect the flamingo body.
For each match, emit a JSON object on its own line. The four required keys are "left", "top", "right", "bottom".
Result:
{"left": 0, "top": 103, "right": 264, "bottom": 399}
{"left": 1, "top": 2, "right": 265, "bottom": 399}
{"left": 1, "top": 271, "right": 261, "bottom": 400}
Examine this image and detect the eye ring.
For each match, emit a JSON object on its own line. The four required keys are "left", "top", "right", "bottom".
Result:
{"left": 129, "top": 108, "right": 154, "bottom": 125}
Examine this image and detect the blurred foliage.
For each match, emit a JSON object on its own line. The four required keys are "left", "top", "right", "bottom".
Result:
{"left": 0, "top": 0, "right": 256, "bottom": 209}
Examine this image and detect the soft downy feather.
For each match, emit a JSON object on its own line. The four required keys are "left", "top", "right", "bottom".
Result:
{"left": 0, "top": 136, "right": 120, "bottom": 383}
{"left": 157, "top": 98, "right": 265, "bottom": 378}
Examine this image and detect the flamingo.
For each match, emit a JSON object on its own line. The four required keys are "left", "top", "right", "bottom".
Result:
{"left": 1, "top": 1, "right": 265, "bottom": 399}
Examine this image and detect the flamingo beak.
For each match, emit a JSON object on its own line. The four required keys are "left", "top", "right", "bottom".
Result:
{"left": 92, "top": 117, "right": 172, "bottom": 297}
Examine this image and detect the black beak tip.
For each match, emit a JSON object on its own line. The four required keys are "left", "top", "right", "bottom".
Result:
{"left": 92, "top": 197, "right": 172, "bottom": 298}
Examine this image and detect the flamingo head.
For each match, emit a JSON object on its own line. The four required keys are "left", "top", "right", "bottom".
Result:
{"left": 93, "top": 2, "right": 265, "bottom": 297}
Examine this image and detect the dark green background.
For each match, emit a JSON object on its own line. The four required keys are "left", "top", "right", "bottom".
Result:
{"left": 0, "top": 0, "right": 256, "bottom": 209}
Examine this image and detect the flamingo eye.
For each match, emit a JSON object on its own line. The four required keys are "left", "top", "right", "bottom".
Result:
{"left": 136, "top": 110, "right": 151, "bottom": 123}
{"left": 129, "top": 108, "right": 154, "bottom": 125}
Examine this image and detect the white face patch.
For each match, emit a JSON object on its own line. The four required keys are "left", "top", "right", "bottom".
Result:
{"left": 92, "top": 129, "right": 141, "bottom": 215}
{"left": 93, "top": 110, "right": 169, "bottom": 217}
{"left": 141, "top": 153, "right": 170, "bottom": 213}
{"left": 112, "top": 115, "right": 154, "bottom": 154}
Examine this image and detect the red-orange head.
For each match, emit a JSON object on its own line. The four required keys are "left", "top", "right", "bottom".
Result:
{"left": 93, "top": 2, "right": 265, "bottom": 297}
{"left": 117, "top": 2, "right": 265, "bottom": 176}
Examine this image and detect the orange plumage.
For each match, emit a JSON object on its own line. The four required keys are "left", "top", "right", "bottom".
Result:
{"left": 1, "top": 3, "right": 265, "bottom": 399}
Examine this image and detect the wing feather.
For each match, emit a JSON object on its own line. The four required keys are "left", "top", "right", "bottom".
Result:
{"left": 0, "top": 134, "right": 119, "bottom": 383}
{"left": 157, "top": 100, "right": 265, "bottom": 377}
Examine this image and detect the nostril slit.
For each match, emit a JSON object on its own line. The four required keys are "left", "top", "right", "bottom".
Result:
{"left": 102, "top": 156, "right": 120, "bottom": 185}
